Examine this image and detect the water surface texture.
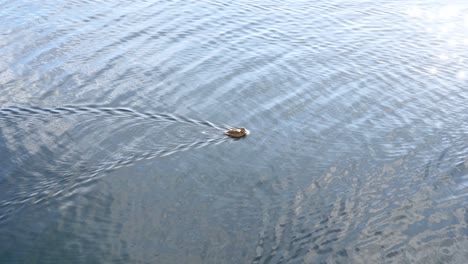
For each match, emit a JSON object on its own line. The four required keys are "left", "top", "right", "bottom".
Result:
{"left": 1, "top": 0, "right": 468, "bottom": 263}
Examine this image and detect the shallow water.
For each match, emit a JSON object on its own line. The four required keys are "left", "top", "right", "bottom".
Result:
{"left": 1, "top": 0, "right": 468, "bottom": 263}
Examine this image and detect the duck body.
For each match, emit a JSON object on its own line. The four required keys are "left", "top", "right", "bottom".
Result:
{"left": 224, "top": 128, "right": 248, "bottom": 138}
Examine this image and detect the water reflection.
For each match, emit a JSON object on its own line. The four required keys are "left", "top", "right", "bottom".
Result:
{"left": 406, "top": 4, "right": 468, "bottom": 79}
{"left": 1, "top": 0, "right": 468, "bottom": 263}
{"left": 252, "top": 155, "right": 468, "bottom": 263}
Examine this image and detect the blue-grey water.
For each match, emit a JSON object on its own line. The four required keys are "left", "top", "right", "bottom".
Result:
{"left": 1, "top": 0, "right": 468, "bottom": 263}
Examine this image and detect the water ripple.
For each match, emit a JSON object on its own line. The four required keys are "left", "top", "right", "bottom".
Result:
{"left": 1, "top": 0, "right": 468, "bottom": 262}
{"left": 0, "top": 105, "right": 237, "bottom": 223}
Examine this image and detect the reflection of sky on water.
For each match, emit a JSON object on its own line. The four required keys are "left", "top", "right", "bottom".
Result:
{"left": 406, "top": 4, "right": 468, "bottom": 79}
{"left": 1, "top": 0, "right": 467, "bottom": 262}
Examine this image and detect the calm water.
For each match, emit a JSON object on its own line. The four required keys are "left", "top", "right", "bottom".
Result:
{"left": 1, "top": 0, "right": 468, "bottom": 263}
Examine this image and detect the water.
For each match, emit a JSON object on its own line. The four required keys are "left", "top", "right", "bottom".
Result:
{"left": 1, "top": 0, "right": 467, "bottom": 263}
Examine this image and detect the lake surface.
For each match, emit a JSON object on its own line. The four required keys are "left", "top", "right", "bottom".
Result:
{"left": 1, "top": 0, "right": 468, "bottom": 263}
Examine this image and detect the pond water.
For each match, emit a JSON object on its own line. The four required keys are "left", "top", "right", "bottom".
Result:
{"left": 1, "top": 0, "right": 467, "bottom": 263}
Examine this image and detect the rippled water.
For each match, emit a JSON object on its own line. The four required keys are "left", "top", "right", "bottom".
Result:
{"left": 1, "top": 0, "right": 468, "bottom": 263}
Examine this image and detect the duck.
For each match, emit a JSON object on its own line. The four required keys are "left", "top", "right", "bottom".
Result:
{"left": 224, "top": 127, "right": 248, "bottom": 138}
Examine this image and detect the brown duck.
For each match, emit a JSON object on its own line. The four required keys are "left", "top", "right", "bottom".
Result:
{"left": 224, "top": 128, "right": 248, "bottom": 138}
